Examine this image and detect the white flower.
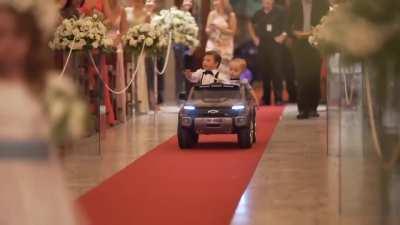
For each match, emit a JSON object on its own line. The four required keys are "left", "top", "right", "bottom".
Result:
{"left": 50, "top": 15, "right": 110, "bottom": 51}
{"left": 151, "top": 7, "right": 199, "bottom": 48}
{"left": 129, "top": 39, "right": 138, "bottom": 47}
{"left": 45, "top": 74, "right": 88, "bottom": 143}
{"left": 92, "top": 41, "right": 100, "bottom": 49}
{"left": 145, "top": 38, "right": 154, "bottom": 46}
{"left": 67, "top": 101, "right": 87, "bottom": 139}
{"left": 139, "top": 35, "right": 145, "bottom": 41}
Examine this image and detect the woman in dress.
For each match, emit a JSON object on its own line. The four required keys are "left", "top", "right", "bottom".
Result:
{"left": 60, "top": 0, "right": 85, "bottom": 18}
{"left": 205, "top": 0, "right": 237, "bottom": 73}
{"left": 123, "top": 0, "right": 151, "bottom": 114}
{"left": 80, "top": 0, "right": 117, "bottom": 125}
{"left": 80, "top": 0, "right": 105, "bottom": 15}
{"left": 0, "top": 2, "right": 82, "bottom": 225}
{"left": 106, "top": 0, "right": 127, "bottom": 122}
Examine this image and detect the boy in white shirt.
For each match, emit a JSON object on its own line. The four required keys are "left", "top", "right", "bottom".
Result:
{"left": 184, "top": 51, "right": 230, "bottom": 85}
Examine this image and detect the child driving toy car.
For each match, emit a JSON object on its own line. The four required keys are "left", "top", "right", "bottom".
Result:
{"left": 184, "top": 50, "right": 230, "bottom": 85}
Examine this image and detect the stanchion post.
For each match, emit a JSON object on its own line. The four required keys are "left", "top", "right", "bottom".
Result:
{"left": 154, "top": 56, "right": 159, "bottom": 113}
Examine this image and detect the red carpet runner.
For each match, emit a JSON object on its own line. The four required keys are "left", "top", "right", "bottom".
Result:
{"left": 79, "top": 106, "right": 284, "bottom": 225}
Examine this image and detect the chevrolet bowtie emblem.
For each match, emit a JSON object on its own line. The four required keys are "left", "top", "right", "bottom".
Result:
{"left": 208, "top": 110, "right": 219, "bottom": 114}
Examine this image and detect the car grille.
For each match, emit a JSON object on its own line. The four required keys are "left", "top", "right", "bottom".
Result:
{"left": 195, "top": 107, "right": 235, "bottom": 117}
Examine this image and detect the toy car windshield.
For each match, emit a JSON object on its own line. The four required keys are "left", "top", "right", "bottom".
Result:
{"left": 192, "top": 84, "right": 241, "bottom": 102}
{"left": 194, "top": 83, "right": 240, "bottom": 90}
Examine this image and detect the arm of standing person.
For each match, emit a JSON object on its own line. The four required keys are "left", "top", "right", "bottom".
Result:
{"left": 103, "top": 0, "right": 112, "bottom": 24}
{"left": 244, "top": 83, "right": 260, "bottom": 109}
{"left": 218, "top": 12, "right": 237, "bottom": 36}
{"left": 205, "top": 11, "right": 216, "bottom": 36}
{"left": 288, "top": 0, "right": 312, "bottom": 39}
{"left": 274, "top": 7, "right": 289, "bottom": 44}
{"left": 251, "top": 89, "right": 260, "bottom": 109}
{"left": 113, "top": 8, "right": 127, "bottom": 45}
{"left": 248, "top": 18, "right": 260, "bottom": 47}
{"left": 120, "top": 9, "right": 128, "bottom": 34}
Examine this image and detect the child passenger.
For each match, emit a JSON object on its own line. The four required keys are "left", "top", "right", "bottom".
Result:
{"left": 228, "top": 58, "right": 253, "bottom": 83}
{"left": 229, "top": 58, "right": 259, "bottom": 108}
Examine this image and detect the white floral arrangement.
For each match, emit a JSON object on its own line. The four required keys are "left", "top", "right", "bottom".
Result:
{"left": 308, "top": 5, "right": 341, "bottom": 54}
{"left": 0, "top": 0, "right": 59, "bottom": 37}
{"left": 151, "top": 7, "right": 199, "bottom": 49}
{"left": 122, "top": 23, "right": 168, "bottom": 55}
{"left": 44, "top": 74, "right": 88, "bottom": 144}
{"left": 49, "top": 13, "right": 114, "bottom": 51}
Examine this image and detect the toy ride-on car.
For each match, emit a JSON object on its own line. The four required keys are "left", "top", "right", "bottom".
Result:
{"left": 178, "top": 83, "right": 256, "bottom": 149}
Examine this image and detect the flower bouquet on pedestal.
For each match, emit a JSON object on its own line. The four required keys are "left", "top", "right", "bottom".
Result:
{"left": 49, "top": 13, "right": 113, "bottom": 52}
{"left": 151, "top": 7, "right": 200, "bottom": 50}
{"left": 122, "top": 23, "right": 168, "bottom": 56}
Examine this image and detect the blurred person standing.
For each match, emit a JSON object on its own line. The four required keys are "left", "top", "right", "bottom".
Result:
{"left": 144, "top": 0, "right": 161, "bottom": 109}
{"left": 177, "top": 0, "right": 196, "bottom": 98}
{"left": 275, "top": 0, "right": 297, "bottom": 103}
{"left": 124, "top": 0, "right": 151, "bottom": 114}
{"left": 80, "top": 0, "right": 118, "bottom": 125}
{"left": 289, "top": 0, "right": 329, "bottom": 119}
{"left": 205, "top": 0, "right": 237, "bottom": 74}
{"left": 0, "top": 1, "right": 86, "bottom": 225}
{"left": 249, "top": 0, "right": 288, "bottom": 105}
{"left": 106, "top": 0, "right": 127, "bottom": 122}
{"left": 60, "top": 0, "right": 85, "bottom": 19}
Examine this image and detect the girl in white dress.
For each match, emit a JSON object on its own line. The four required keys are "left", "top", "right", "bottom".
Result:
{"left": 0, "top": 2, "right": 83, "bottom": 225}
{"left": 206, "top": 0, "right": 237, "bottom": 74}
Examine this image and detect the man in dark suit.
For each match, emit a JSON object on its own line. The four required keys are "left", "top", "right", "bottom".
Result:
{"left": 249, "top": 0, "right": 289, "bottom": 105}
{"left": 289, "top": 0, "right": 329, "bottom": 119}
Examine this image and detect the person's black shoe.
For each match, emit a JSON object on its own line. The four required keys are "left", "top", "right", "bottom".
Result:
{"left": 310, "top": 111, "right": 320, "bottom": 118}
{"left": 297, "top": 112, "right": 309, "bottom": 120}
{"left": 275, "top": 100, "right": 284, "bottom": 106}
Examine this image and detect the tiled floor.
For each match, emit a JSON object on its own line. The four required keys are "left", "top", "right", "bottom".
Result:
{"left": 62, "top": 104, "right": 399, "bottom": 225}
{"left": 230, "top": 105, "right": 340, "bottom": 225}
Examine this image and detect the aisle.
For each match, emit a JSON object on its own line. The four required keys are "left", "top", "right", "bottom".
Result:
{"left": 230, "top": 105, "right": 338, "bottom": 225}
{"left": 78, "top": 106, "right": 284, "bottom": 225}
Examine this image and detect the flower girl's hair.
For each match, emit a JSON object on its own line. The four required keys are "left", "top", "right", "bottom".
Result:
{"left": 0, "top": 0, "right": 59, "bottom": 38}
{"left": 0, "top": 2, "right": 56, "bottom": 94}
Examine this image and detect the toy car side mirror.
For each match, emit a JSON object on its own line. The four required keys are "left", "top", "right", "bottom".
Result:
{"left": 179, "top": 92, "right": 187, "bottom": 101}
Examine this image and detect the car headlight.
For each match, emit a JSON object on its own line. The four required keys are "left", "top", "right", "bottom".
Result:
{"left": 181, "top": 117, "right": 192, "bottom": 127}
{"left": 184, "top": 105, "right": 196, "bottom": 110}
{"left": 232, "top": 105, "right": 245, "bottom": 110}
{"left": 235, "top": 116, "right": 248, "bottom": 127}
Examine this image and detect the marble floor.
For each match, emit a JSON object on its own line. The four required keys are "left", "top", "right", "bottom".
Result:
{"left": 62, "top": 105, "right": 339, "bottom": 224}
{"left": 230, "top": 105, "right": 340, "bottom": 225}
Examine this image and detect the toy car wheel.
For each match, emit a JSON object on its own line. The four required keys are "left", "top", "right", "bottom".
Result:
{"left": 193, "top": 133, "right": 199, "bottom": 144}
{"left": 252, "top": 109, "right": 257, "bottom": 143}
{"left": 178, "top": 126, "right": 196, "bottom": 149}
{"left": 252, "top": 120, "right": 256, "bottom": 144}
{"left": 238, "top": 127, "right": 252, "bottom": 149}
